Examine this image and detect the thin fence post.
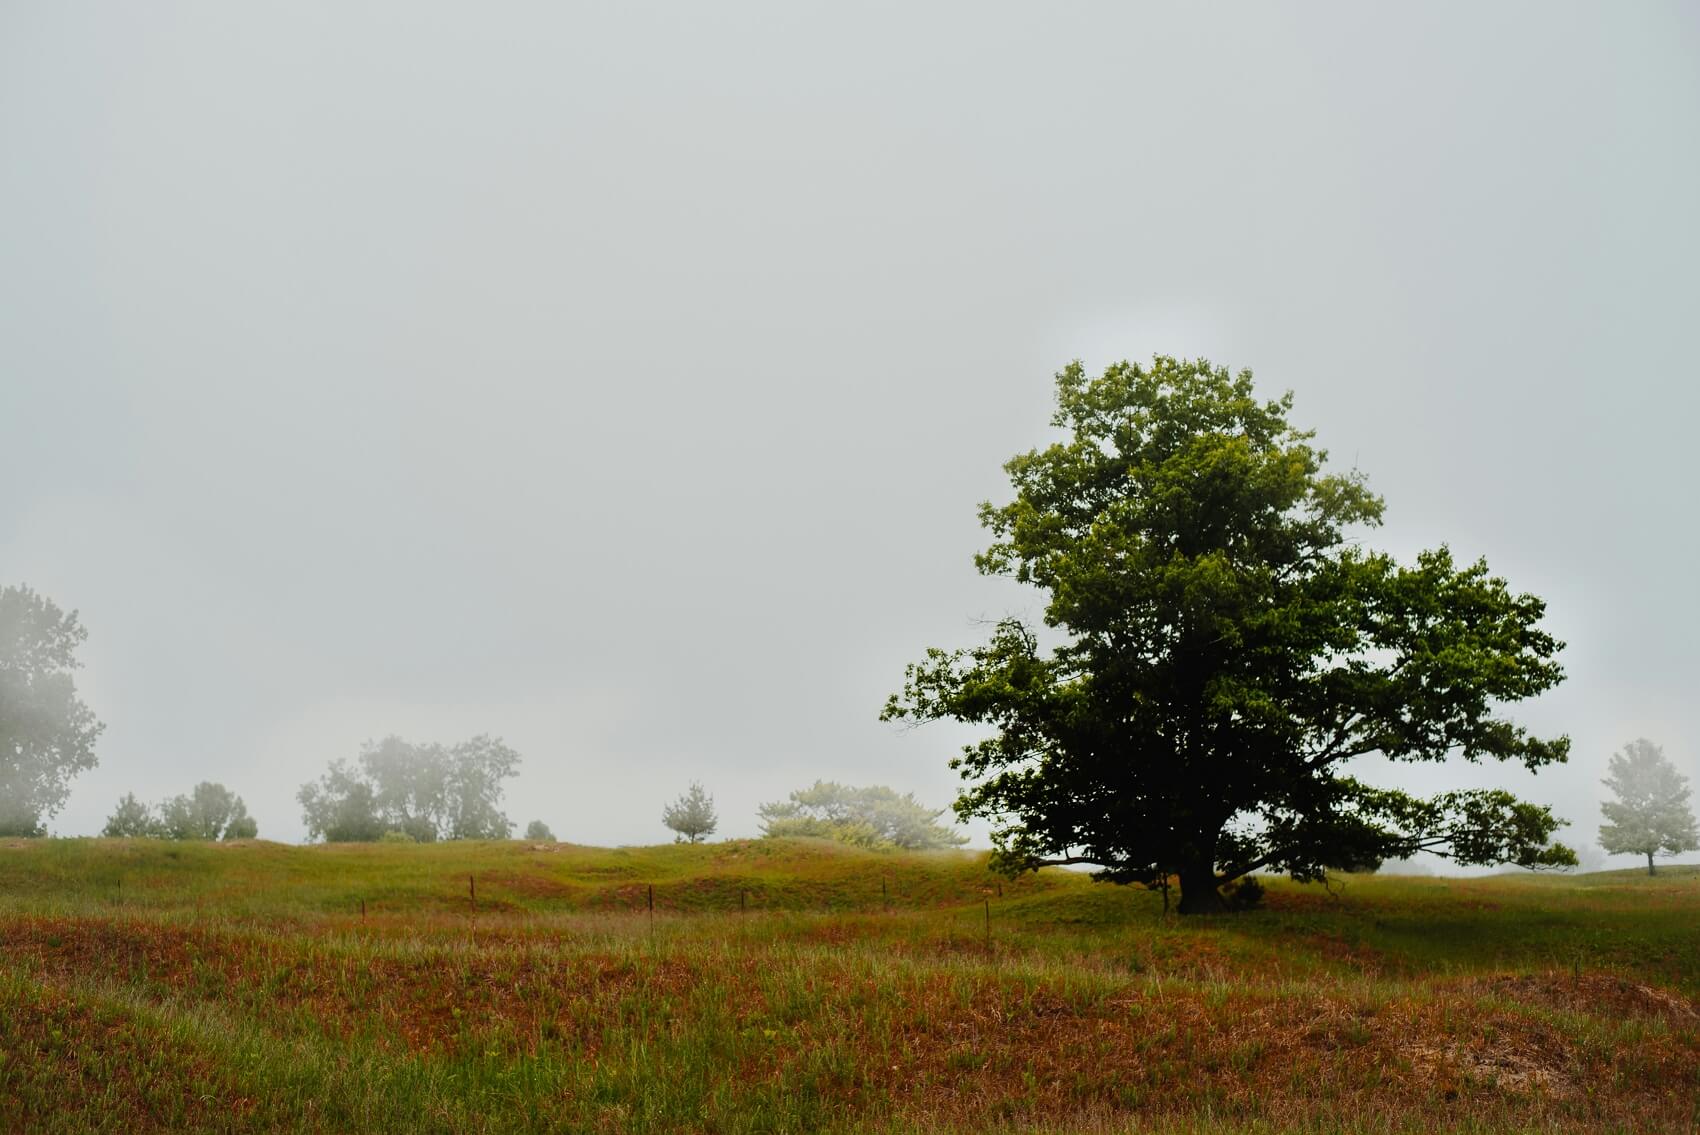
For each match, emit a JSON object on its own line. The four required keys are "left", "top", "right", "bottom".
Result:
{"left": 740, "top": 888, "right": 747, "bottom": 913}
{"left": 470, "top": 875, "right": 476, "bottom": 915}
{"left": 360, "top": 898, "right": 366, "bottom": 921}
{"left": 984, "top": 897, "right": 991, "bottom": 948}
{"left": 882, "top": 877, "right": 888, "bottom": 909}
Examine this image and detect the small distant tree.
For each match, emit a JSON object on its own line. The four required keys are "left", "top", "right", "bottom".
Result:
{"left": 662, "top": 782, "right": 717, "bottom": 843}
{"left": 298, "top": 735, "right": 520, "bottom": 842}
{"left": 758, "top": 782, "right": 967, "bottom": 850}
{"left": 102, "top": 792, "right": 161, "bottom": 838}
{"left": 0, "top": 585, "right": 104, "bottom": 836}
{"left": 524, "top": 820, "right": 556, "bottom": 841}
{"left": 1599, "top": 739, "right": 1698, "bottom": 876}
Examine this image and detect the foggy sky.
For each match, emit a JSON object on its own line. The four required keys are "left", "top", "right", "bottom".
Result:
{"left": 4, "top": 3, "right": 1697, "bottom": 867}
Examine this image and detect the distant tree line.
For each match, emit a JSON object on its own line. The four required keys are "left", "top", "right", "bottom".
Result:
{"left": 297, "top": 735, "right": 521, "bottom": 842}
{"left": 102, "top": 782, "right": 257, "bottom": 840}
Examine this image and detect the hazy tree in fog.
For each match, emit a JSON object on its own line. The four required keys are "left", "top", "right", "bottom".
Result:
{"left": 0, "top": 585, "right": 104, "bottom": 836}
{"left": 360, "top": 735, "right": 450, "bottom": 842}
{"left": 298, "top": 735, "right": 520, "bottom": 842}
{"left": 758, "top": 782, "right": 967, "bottom": 849}
{"left": 298, "top": 762, "right": 384, "bottom": 842}
{"left": 524, "top": 820, "right": 555, "bottom": 841}
{"left": 1598, "top": 738, "right": 1698, "bottom": 875}
{"left": 103, "top": 783, "right": 257, "bottom": 839}
{"left": 157, "top": 782, "right": 258, "bottom": 840}
{"left": 102, "top": 792, "right": 160, "bottom": 838}
{"left": 438, "top": 736, "right": 522, "bottom": 840}
{"left": 662, "top": 782, "right": 717, "bottom": 843}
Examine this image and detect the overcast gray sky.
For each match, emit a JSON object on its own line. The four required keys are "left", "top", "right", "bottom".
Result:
{"left": 4, "top": 3, "right": 1697, "bottom": 866}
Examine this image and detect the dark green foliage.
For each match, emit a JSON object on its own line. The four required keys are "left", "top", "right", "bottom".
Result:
{"left": 885, "top": 357, "right": 1575, "bottom": 913}
{"left": 0, "top": 585, "right": 103, "bottom": 836}
{"left": 1598, "top": 738, "right": 1698, "bottom": 875}
{"left": 757, "top": 781, "right": 968, "bottom": 849}
{"left": 524, "top": 820, "right": 556, "bottom": 841}
{"left": 297, "top": 735, "right": 520, "bottom": 842}
{"left": 662, "top": 782, "right": 717, "bottom": 843}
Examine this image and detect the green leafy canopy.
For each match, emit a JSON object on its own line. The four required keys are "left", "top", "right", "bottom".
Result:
{"left": 883, "top": 358, "right": 1574, "bottom": 911}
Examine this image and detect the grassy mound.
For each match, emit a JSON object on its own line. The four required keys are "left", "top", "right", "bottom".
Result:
{"left": 2, "top": 838, "right": 1696, "bottom": 1132}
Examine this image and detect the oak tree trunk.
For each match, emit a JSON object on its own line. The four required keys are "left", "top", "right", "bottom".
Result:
{"left": 1176, "top": 860, "right": 1226, "bottom": 914}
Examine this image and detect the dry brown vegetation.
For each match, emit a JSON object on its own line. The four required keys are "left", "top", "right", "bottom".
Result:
{"left": 2, "top": 839, "right": 1697, "bottom": 1132}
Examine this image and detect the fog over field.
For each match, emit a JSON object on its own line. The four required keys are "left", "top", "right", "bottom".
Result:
{"left": 2, "top": 3, "right": 1696, "bottom": 863}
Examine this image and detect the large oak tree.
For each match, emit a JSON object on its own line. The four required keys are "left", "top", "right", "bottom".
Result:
{"left": 884, "top": 358, "right": 1575, "bottom": 912}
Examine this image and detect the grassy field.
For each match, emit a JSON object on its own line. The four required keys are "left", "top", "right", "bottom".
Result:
{"left": 1, "top": 837, "right": 1696, "bottom": 1133}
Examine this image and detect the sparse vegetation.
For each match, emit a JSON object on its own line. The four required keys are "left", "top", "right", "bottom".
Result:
{"left": 1, "top": 838, "right": 1695, "bottom": 1133}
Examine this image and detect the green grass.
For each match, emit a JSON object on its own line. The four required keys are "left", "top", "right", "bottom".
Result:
{"left": 2, "top": 837, "right": 1696, "bottom": 1133}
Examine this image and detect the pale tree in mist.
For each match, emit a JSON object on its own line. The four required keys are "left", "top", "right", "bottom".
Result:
{"left": 662, "top": 782, "right": 717, "bottom": 843}
{"left": 1598, "top": 739, "right": 1698, "bottom": 875}
{"left": 524, "top": 820, "right": 555, "bottom": 841}
{"left": 102, "top": 792, "right": 158, "bottom": 838}
{"left": 103, "top": 783, "right": 258, "bottom": 839}
{"left": 0, "top": 585, "right": 103, "bottom": 836}
{"left": 298, "top": 735, "right": 520, "bottom": 842}
{"left": 758, "top": 782, "right": 967, "bottom": 850}
{"left": 157, "top": 782, "right": 258, "bottom": 840}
